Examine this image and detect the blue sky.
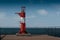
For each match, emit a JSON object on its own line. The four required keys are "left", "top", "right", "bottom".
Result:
{"left": 0, "top": 0, "right": 60, "bottom": 28}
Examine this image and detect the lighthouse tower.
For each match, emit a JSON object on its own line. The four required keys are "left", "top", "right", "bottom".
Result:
{"left": 16, "top": 6, "right": 30, "bottom": 36}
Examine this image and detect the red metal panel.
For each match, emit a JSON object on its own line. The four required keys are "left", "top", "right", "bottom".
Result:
{"left": 17, "top": 12, "right": 25, "bottom": 18}
{"left": 20, "top": 23, "right": 26, "bottom": 33}
{"left": 20, "top": 12, "right": 25, "bottom": 17}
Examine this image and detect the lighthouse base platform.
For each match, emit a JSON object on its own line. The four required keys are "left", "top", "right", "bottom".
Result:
{"left": 16, "top": 33, "right": 31, "bottom": 36}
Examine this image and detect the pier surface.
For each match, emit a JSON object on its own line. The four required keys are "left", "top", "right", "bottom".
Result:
{"left": 1, "top": 35, "right": 60, "bottom": 40}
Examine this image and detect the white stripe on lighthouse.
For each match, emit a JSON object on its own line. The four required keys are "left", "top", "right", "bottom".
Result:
{"left": 20, "top": 17, "right": 25, "bottom": 23}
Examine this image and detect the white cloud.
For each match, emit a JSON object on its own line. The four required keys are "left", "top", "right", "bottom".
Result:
{"left": 0, "top": 12, "right": 6, "bottom": 19}
{"left": 56, "top": 11, "right": 60, "bottom": 16}
{"left": 26, "top": 15, "right": 36, "bottom": 19}
{"left": 0, "top": 12, "right": 20, "bottom": 28}
{"left": 37, "top": 9, "right": 48, "bottom": 16}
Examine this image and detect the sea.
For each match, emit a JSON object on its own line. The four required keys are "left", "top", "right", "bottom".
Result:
{"left": 0, "top": 28, "right": 60, "bottom": 37}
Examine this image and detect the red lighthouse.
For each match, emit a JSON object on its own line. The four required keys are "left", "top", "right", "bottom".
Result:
{"left": 16, "top": 6, "right": 30, "bottom": 36}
